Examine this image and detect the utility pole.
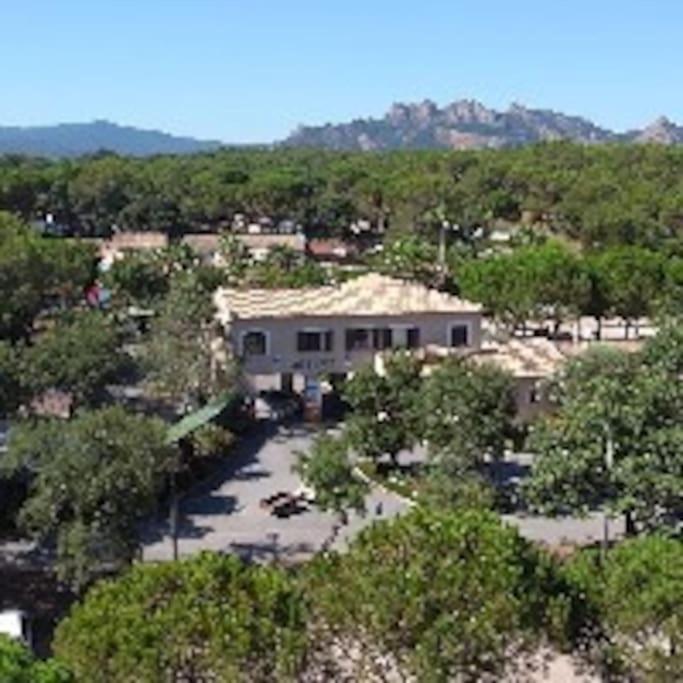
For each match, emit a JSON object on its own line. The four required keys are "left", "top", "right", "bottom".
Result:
{"left": 602, "top": 424, "right": 614, "bottom": 559}
{"left": 170, "top": 467, "right": 179, "bottom": 561}
{"left": 438, "top": 219, "right": 449, "bottom": 271}
{"left": 438, "top": 220, "right": 458, "bottom": 286}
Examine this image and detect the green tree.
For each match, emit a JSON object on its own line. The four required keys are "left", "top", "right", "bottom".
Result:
{"left": 457, "top": 251, "right": 535, "bottom": 330}
{"left": 524, "top": 346, "right": 683, "bottom": 532}
{"left": 0, "top": 341, "right": 23, "bottom": 416}
{"left": 41, "top": 238, "right": 97, "bottom": 306}
{"left": 420, "top": 358, "right": 516, "bottom": 474}
{"left": 2, "top": 407, "right": 172, "bottom": 588}
{"left": 101, "top": 251, "right": 168, "bottom": 307}
{"left": 566, "top": 535, "right": 683, "bottom": 681}
{"left": 591, "top": 246, "right": 665, "bottom": 336}
{"left": 304, "top": 506, "right": 589, "bottom": 682}
{"left": 662, "top": 256, "right": 683, "bottom": 316}
{"left": 0, "top": 213, "right": 96, "bottom": 341}
{"left": 457, "top": 242, "right": 588, "bottom": 333}
{"left": 22, "top": 311, "right": 126, "bottom": 407}
{"left": 370, "top": 234, "right": 440, "bottom": 286}
{"left": 0, "top": 635, "right": 71, "bottom": 683}
{"left": 295, "top": 434, "right": 368, "bottom": 516}
{"left": 0, "top": 212, "right": 49, "bottom": 341}
{"left": 343, "top": 353, "right": 423, "bottom": 465}
{"left": 53, "top": 553, "right": 307, "bottom": 682}
{"left": 641, "top": 319, "right": 683, "bottom": 376}
{"left": 146, "top": 272, "right": 234, "bottom": 411}
{"left": 581, "top": 251, "right": 612, "bottom": 339}
{"left": 521, "top": 241, "right": 588, "bottom": 333}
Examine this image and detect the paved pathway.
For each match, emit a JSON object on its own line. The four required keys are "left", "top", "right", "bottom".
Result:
{"left": 143, "top": 424, "right": 407, "bottom": 563}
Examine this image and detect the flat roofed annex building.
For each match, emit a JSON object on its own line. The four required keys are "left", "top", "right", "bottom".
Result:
{"left": 215, "top": 273, "right": 483, "bottom": 414}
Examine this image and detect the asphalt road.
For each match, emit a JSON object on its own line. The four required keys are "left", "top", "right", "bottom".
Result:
{"left": 142, "top": 423, "right": 625, "bottom": 563}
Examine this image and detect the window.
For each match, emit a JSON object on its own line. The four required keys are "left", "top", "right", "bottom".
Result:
{"left": 346, "top": 328, "right": 395, "bottom": 351}
{"left": 242, "top": 330, "right": 267, "bottom": 356}
{"left": 450, "top": 324, "right": 470, "bottom": 347}
{"left": 297, "top": 330, "right": 333, "bottom": 352}
{"left": 346, "top": 328, "right": 371, "bottom": 351}
{"left": 372, "top": 328, "right": 393, "bottom": 350}
{"left": 406, "top": 327, "right": 421, "bottom": 349}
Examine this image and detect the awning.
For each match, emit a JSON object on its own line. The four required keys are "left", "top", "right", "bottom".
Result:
{"left": 166, "top": 392, "right": 236, "bottom": 444}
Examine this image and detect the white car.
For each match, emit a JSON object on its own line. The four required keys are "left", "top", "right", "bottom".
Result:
{"left": 0, "top": 609, "right": 32, "bottom": 648}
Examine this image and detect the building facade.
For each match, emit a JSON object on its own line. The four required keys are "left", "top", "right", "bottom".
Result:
{"left": 214, "top": 273, "right": 570, "bottom": 421}
{"left": 215, "top": 274, "right": 482, "bottom": 414}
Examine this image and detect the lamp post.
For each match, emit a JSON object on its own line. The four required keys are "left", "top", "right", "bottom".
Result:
{"left": 437, "top": 220, "right": 459, "bottom": 285}
{"left": 602, "top": 424, "right": 614, "bottom": 558}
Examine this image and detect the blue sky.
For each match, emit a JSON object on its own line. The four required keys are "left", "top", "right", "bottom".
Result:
{"left": 1, "top": 1, "right": 682, "bottom": 142}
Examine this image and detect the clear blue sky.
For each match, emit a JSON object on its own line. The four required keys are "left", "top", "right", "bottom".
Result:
{"left": 1, "top": 1, "right": 681, "bottom": 142}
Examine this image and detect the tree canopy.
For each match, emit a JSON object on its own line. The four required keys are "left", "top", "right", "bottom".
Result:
{"left": 21, "top": 311, "right": 126, "bottom": 408}
{"left": 524, "top": 335, "right": 683, "bottom": 532}
{"left": 304, "top": 506, "right": 587, "bottom": 682}
{"left": 3, "top": 143, "right": 683, "bottom": 251}
{"left": 1, "top": 407, "right": 172, "bottom": 588}
{"left": 295, "top": 433, "right": 368, "bottom": 516}
{"left": 53, "top": 552, "right": 307, "bottom": 683}
{"left": 420, "top": 358, "right": 516, "bottom": 474}
{"left": 0, "top": 212, "right": 96, "bottom": 342}
{"left": 145, "top": 271, "right": 234, "bottom": 411}
{"left": 565, "top": 535, "right": 683, "bottom": 681}
{"left": 342, "top": 352, "right": 423, "bottom": 464}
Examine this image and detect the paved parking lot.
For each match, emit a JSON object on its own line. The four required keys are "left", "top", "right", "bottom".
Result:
{"left": 143, "top": 424, "right": 406, "bottom": 563}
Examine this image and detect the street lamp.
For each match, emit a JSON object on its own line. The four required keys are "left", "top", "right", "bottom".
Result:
{"left": 438, "top": 220, "right": 459, "bottom": 284}
{"left": 602, "top": 424, "right": 614, "bottom": 558}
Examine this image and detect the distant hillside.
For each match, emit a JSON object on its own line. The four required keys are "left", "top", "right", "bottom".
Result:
{"left": 284, "top": 99, "right": 683, "bottom": 150}
{"left": 0, "top": 120, "right": 223, "bottom": 157}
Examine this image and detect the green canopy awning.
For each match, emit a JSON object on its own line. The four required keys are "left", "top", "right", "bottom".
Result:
{"left": 166, "top": 392, "right": 236, "bottom": 444}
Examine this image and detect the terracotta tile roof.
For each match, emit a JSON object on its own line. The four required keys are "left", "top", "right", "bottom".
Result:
{"left": 471, "top": 338, "right": 567, "bottom": 378}
{"left": 29, "top": 389, "right": 73, "bottom": 419}
{"left": 108, "top": 231, "right": 169, "bottom": 250}
{"left": 307, "top": 238, "right": 358, "bottom": 260}
{"left": 215, "top": 273, "right": 481, "bottom": 322}
{"left": 235, "top": 233, "right": 306, "bottom": 252}
{"left": 181, "top": 233, "right": 221, "bottom": 254}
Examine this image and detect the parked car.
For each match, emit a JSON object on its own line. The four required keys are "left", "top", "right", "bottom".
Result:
{"left": 0, "top": 609, "right": 32, "bottom": 648}
{"left": 253, "top": 391, "right": 303, "bottom": 421}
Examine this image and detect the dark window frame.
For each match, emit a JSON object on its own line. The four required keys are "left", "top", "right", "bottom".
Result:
{"left": 345, "top": 328, "right": 371, "bottom": 351}
{"left": 242, "top": 330, "right": 267, "bottom": 356}
{"left": 406, "top": 327, "right": 421, "bottom": 349}
{"left": 450, "top": 324, "right": 470, "bottom": 348}
{"left": 297, "top": 329, "right": 334, "bottom": 352}
{"left": 372, "top": 328, "right": 393, "bottom": 350}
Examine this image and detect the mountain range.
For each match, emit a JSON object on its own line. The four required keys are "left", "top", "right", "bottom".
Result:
{"left": 284, "top": 99, "right": 683, "bottom": 151}
{"left": 0, "top": 120, "right": 223, "bottom": 157}
{"left": 2, "top": 101, "right": 683, "bottom": 157}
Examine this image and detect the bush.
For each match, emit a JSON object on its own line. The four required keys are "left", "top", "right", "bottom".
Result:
{"left": 0, "top": 635, "right": 71, "bottom": 683}
{"left": 190, "top": 423, "right": 235, "bottom": 460}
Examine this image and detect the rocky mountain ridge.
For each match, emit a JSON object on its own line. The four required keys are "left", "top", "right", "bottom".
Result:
{"left": 284, "top": 99, "right": 683, "bottom": 150}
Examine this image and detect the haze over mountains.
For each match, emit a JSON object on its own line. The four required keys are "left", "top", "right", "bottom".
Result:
{"left": 2, "top": 100, "right": 683, "bottom": 157}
